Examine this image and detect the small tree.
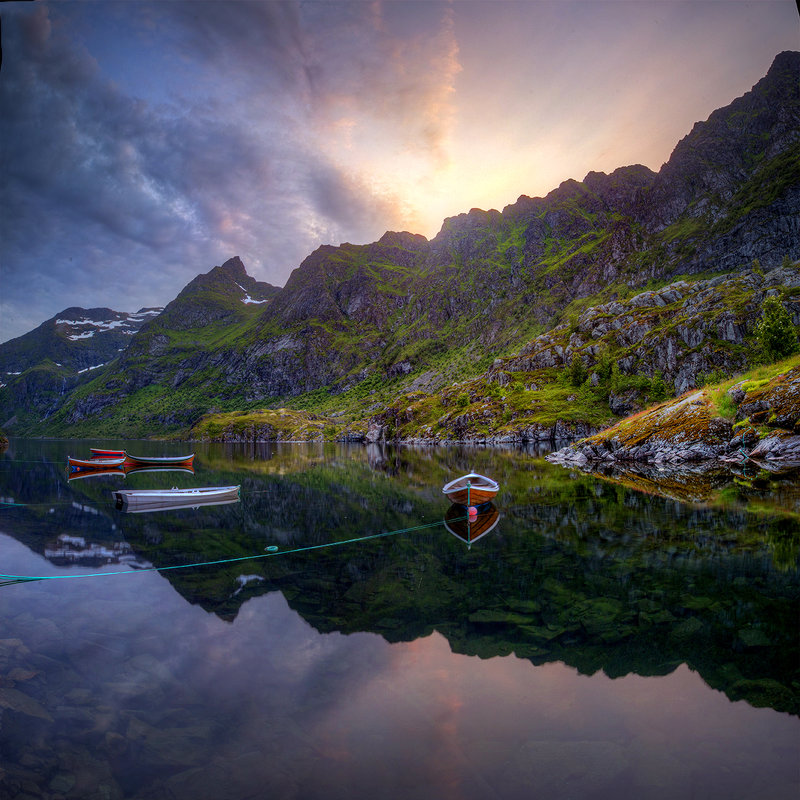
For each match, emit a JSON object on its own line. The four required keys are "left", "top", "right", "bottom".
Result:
{"left": 756, "top": 296, "right": 799, "bottom": 362}
{"left": 596, "top": 350, "right": 614, "bottom": 383}
{"left": 650, "top": 371, "right": 669, "bottom": 402}
{"left": 568, "top": 354, "right": 587, "bottom": 387}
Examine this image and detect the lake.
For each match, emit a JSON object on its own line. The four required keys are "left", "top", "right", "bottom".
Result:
{"left": 1, "top": 438, "right": 798, "bottom": 799}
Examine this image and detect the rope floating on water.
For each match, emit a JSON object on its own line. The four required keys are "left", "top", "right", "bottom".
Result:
{"left": 0, "top": 517, "right": 461, "bottom": 584}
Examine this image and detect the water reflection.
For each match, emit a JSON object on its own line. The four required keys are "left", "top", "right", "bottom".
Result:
{"left": 444, "top": 502, "right": 500, "bottom": 546}
{"left": 0, "top": 439, "right": 798, "bottom": 799}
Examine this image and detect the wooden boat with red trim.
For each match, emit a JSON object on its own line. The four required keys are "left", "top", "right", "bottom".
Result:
{"left": 90, "top": 448, "right": 126, "bottom": 459}
{"left": 441, "top": 472, "right": 499, "bottom": 507}
{"left": 445, "top": 503, "right": 499, "bottom": 546}
{"left": 68, "top": 455, "right": 127, "bottom": 472}
{"left": 123, "top": 453, "right": 195, "bottom": 469}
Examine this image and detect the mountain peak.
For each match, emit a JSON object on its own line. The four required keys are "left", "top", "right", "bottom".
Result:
{"left": 377, "top": 231, "right": 428, "bottom": 248}
{"left": 768, "top": 49, "right": 800, "bottom": 76}
{"left": 218, "top": 256, "right": 247, "bottom": 279}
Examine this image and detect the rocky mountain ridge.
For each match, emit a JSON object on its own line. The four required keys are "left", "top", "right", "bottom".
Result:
{"left": 0, "top": 307, "right": 162, "bottom": 427}
{"left": 1, "top": 51, "right": 798, "bottom": 439}
{"left": 0, "top": 307, "right": 163, "bottom": 375}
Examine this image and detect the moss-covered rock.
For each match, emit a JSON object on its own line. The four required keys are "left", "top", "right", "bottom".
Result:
{"left": 549, "top": 359, "right": 800, "bottom": 467}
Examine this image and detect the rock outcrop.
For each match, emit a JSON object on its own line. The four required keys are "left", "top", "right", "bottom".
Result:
{"left": 548, "top": 364, "right": 800, "bottom": 467}
{"left": 493, "top": 264, "right": 800, "bottom": 397}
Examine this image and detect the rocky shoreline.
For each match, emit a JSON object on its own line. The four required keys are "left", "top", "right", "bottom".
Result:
{"left": 358, "top": 418, "right": 597, "bottom": 447}
{"left": 547, "top": 364, "right": 800, "bottom": 468}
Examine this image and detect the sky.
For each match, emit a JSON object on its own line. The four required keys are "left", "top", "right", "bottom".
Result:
{"left": 1, "top": 0, "right": 798, "bottom": 343}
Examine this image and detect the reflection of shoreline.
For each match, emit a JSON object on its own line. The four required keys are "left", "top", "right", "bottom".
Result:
{"left": 43, "top": 533, "right": 153, "bottom": 569}
{"left": 560, "top": 460, "right": 800, "bottom": 515}
{"left": 2, "top": 439, "right": 798, "bottom": 718}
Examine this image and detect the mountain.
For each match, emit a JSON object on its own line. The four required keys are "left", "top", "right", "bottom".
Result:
{"left": 2, "top": 51, "right": 799, "bottom": 439}
{"left": 0, "top": 306, "right": 163, "bottom": 374}
{"left": 0, "top": 307, "right": 162, "bottom": 428}
{"left": 48, "top": 257, "right": 280, "bottom": 430}
{"left": 356, "top": 263, "right": 800, "bottom": 446}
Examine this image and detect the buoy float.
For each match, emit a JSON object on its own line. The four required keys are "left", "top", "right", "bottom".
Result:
{"left": 468, "top": 506, "right": 478, "bottom": 518}
{"left": 265, "top": 545, "right": 279, "bottom": 552}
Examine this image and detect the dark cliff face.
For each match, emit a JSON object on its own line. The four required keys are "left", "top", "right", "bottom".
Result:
{"left": 652, "top": 51, "right": 800, "bottom": 218}
{"left": 4, "top": 52, "right": 799, "bottom": 436}
{"left": 641, "top": 51, "right": 800, "bottom": 273}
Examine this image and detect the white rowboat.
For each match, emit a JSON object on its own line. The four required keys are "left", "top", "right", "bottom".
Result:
{"left": 112, "top": 485, "right": 240, "bottom": 513}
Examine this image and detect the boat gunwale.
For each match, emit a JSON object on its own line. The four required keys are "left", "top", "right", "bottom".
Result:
{"left": 69, "top": 456, "right": 127, "bottom": 468}
{"left": 89, "top": 448, "right": 126, "bottom": 458}
{"left": 123, "top": 453, "right": 195, "bottom": 465}
{"left": 441, "top": 472, "right": 499, "bottom": 496}
{"left": 112, "top": 485, "right": 239, "bottom": 500}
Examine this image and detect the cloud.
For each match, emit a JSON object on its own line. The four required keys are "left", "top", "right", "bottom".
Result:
{"left": 1, "top": 1, "right": 461, "bottom": 340}
{"left": 300, "top": 1, "right": 462, "bottom": 168}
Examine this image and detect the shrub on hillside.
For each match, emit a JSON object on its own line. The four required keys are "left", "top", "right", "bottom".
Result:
{"left": 650, "top": 371, "right": 670, "bottom": 402}
{"left": 756, "top": 296, "right": 799, "bottom": 362}
{"left": 568, "top": 354, "right": 588, "bottom": 387}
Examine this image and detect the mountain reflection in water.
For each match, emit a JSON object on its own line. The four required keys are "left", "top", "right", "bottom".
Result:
{"left": 0, "top": 439, "right": 798, "bottom": 800}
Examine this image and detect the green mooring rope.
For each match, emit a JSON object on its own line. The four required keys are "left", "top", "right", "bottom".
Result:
{"left": 0, "top": 517, "right": 460, "bottom": 584}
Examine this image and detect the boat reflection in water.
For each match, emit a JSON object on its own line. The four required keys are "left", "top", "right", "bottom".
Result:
{"left": 444, "top": 502, "right": 499, "bottom": 547}
{"left": 68, "top": 464, "right": 195, "bottom": 481}
{"left": 66, "top": 466, "right": 126, "bottom": 481}
{"left": 112, "top": 485, "right": 241, "bottom": 514}
{"left": 123, "top": 465, "right": 196, "bottom": 477}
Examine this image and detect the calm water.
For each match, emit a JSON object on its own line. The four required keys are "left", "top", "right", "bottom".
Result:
{"left": 1, "top": 438, "right": 798, "bottom": 800}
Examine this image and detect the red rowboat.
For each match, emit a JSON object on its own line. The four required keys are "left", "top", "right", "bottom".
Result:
{"left": 68, "top": 455, "right": 126, "bottom": 472}
{"left": 90, "top": 448, "right": 126, "bottom": 459}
